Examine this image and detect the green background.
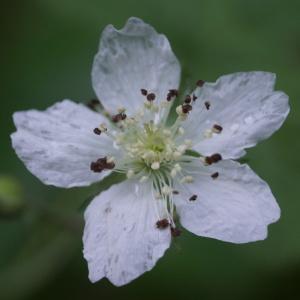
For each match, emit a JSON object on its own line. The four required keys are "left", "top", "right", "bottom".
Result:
{"left": 1, "top": 0, "right": 300, "bottom": 299}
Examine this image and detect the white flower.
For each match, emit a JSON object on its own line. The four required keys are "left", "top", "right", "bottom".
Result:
{"left": 11, "top": 17, "right": 290, "bottom": 286}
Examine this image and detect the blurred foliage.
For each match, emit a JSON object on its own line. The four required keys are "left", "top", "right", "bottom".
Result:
{"left": 1, "top": 0, "right": 300, "bottom": 299}
{"left": 0, "top": 176, "right": 24, "bottom": 217}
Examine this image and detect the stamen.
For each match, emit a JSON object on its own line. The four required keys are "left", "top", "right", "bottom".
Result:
{"left": 167, "top": 89, "right": 178, "bottom": 101}
{"left": 161, "top": 185, "right": 173, "bottom": 195}
{"left": 126, "top": 169, "right": 135, "bottom": 178}
{"left": 87, "top": 99, "right": 100, "bottom": 110}
{"left": 146, "top": 93, "right": 156, "bottom": 101}
{"left": 141, "top": 89, "right": 148, "bottom": 96}
{"left": 171, "top": 227, "right": 182, "bottom": 237}
{"left": 181, "top": 176, "right": 194, "bottom": 183}
{"left": 204, "top": 101, "right": 210, "bottom": 110}
{"left": 212, "top": 124, "right": 223, "bottom": 133}
{"left": 182, "top": 104, "right": 193, "bottom": 114}
{"left": 99, "top": 123, "right": 107, "bottom": 132}
{"left": 196, "top": 79, "right": 205, "bottom": 87}
{"left": 90, "top": 157, "right": 115, "bottom": 173}
{"left": 189, "top": 194, "right": 197, "bottom": 201}
{"left": 184, "top": 95, "right": 192, "bottom": 104}
{"left": 151, "top": 161, "right": 160, "bottom": 170}
{"left": 156, "top": 219, "right": 169, "bottom": 229}
{"left": 178, "top": 127, "right": 185, "bottom": 135}
{"left": 93, "top": 128, "right": 101, "bottom": 135}
{"left": 203, "top": 129, "right": 213, "bottom": 138}
{"left": 205, "top": 153, "right": 222, "bottom": 165}
{"left": 211, "top": 172, "right": 219, "bottom": 179}
{"left": 112, "top": 113, "right": 127, "bottom": 123}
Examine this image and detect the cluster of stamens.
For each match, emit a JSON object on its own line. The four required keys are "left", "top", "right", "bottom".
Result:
{"left": 88, "top": 79, "right": 224, "bottom": 237}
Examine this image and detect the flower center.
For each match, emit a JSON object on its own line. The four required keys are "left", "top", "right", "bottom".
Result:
{"left": 89, "top": 85, "right": 223, "bottom": 235}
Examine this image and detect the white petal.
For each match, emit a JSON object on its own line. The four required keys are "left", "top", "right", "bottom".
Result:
{"left": 183, "top": 72, "right": 289, "bottom": 159}
{"left": 92, "top": 17, "right": 181, "bottom": 115}
{"left": 83, "top": 180, "right": 171, "bottom": 286}
{"left": 11, "top": 100, "right": 117, "bottom": 188}
{"left": 175, "top": 160, "right": 280, "bottom": 243}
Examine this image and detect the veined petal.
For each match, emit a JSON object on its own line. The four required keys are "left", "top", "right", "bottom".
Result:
{"left": 11, "top": 100, "right": 117, "bottom": 188}
{"left": 92, "top": 17, "right": 181, "bottom": 115}
{"left": 183, "top": 72, "right": 289, "bottom": 159}
{"left": 83, "top": 180, "right": 171, "bottom": 286}
{"left": 174, "top": 160, "right": 280, "bottom": 243}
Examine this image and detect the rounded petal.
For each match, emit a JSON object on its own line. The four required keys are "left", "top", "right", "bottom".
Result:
{"left": 175, "top": 160, "right": 280, "bottom": 243}
{"left": 11, "top": 100, "right": 117, "bottom": 188}
{"left": 92, "top": 17, "right": 181, "bottom": 115}
{"left": 83, "top": 180, "right": 171, "bottom": 286}
{"left": 183, "top": 72, "right": 289, "bottom": 159}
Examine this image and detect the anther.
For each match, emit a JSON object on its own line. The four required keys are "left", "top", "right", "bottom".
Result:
{"left": 162, "top": 186, "right": 173, "bottom": 195}
{"left": 146, "top": 93, "right": 156, "bottom": 101}
{"left": 192, "top": 94, "right": 198, "bottom": 101}
{"left": 172, "top": 190, "right": 179, "bottom": 195}
{"left": 90, "top": 157, "right": 115, "bottom": 173}
{"left": 189, "top": 194, "right": 198, "bottom": 201}
{"left": 87, "top": 99, "right": 100, "bottom": 110}
{"left": 212, "top": 124, "right": 223, "bottom": 133}
{"left": 141, "top": 89, "right": 148, "bottom": 96}
{"left": 171, "top": 227, "right": 182, "bottom": 237}
{"left": 151, "top": 161, "right": 160, "bottom": 170}
{"left": 211, "top": 172, "right": 219, "bottom": 179}
{"left": 182, "top": 104, "right": 193, "bottom": 114}
{"left": 93, "top": 128, "right": 101, "bottom": 135}
{"left": 205, "top": 153, "right": 222, "bottom": 165}
{"left": 126, "top": 169, "right": 135, "bottom": 179}
{"left": 181, "top": 176, "right": 194, "bottom": 183}
{"left": 196, "top": 79, "right": 205, "bottom": 87}
{"left": 156, "top": 219, "right": 169, "bottom": 229}
{"left": 167, "top": 89, "right": 178, "bottom": 101}
{"left": 204, "top": 101, "right": 211, "bottom": 110}
{"left": 112, "top": 113, "right": 127, "bottom": 123}
{"left": 184, "top": 95, "right": 192, "bottom": 103}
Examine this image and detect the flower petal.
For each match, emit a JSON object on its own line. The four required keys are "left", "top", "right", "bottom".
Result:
{"left": 183, "top": 72, "right": 289, "bottom": 159}
{"left": 83, "top": 180, "right": 171, "bottom": 286}
{"left": 174, "top": 160, "right": 280, "bottom": 243}
{"left": 11, "top": 100, "right": 117, "bottom": 188}
{"left": 92, "top": 17, "right": 181, "bottom": 115}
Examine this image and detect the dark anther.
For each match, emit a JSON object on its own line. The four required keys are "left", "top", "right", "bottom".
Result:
{"left": 112, "top": 113, "right": 127, "bottom": 123}
{"left": 211, "top": 172, "right": 219, "bottom": 179}
{"left": 147, "top": 93, "right": 156, "bottom": 101}
{"left": 90, "top": 157, "right": 115, "bottom": 173}
{"left": 192, "top": 94, "right": 198, "bottom": 101}
{"left": 141, "top": 89, "right": 148, "bottom": 96}
{"left": 184, "top": 95, "right": 192, "bottom": 104}
{"left": 205, "top": 153, "right": 222, "bottom": 165}
{"left": 213, "top": 124, "right": 223, "bottom": 133}
{"left": 189, "top": 194, "right": 197, "bottom": 201}
{"left": 166, "top": 89, "right": 178, "bottom": 101}
{"left": 171, "top": 227, "right": 182, "bottom": 237}
{"left": 172, "top": 190, "right": 179, "bottom": 195}
{"left": 87, "top": 99, "right": 101, "bottom": 110}
{"left": 156, "top": 219, "right": 169, "bottom": 229}
{"left": 196, "top": 79, "right": 205, "bottom": 87}
{"left": 93, "top": 128, "right": 101, "bottom": 135}
{"left": 169, "top": 89, "right": 178, "bottom": 97}
{"left": 182, "top": 104, "right": 193, "bottom": 114}
{"left": 204, "top": 101, "right": 211, "bottom": 110}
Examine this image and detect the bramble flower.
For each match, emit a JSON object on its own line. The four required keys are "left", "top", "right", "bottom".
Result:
{"left": 11, "top": 17, "right": 289, "bottom": 286}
